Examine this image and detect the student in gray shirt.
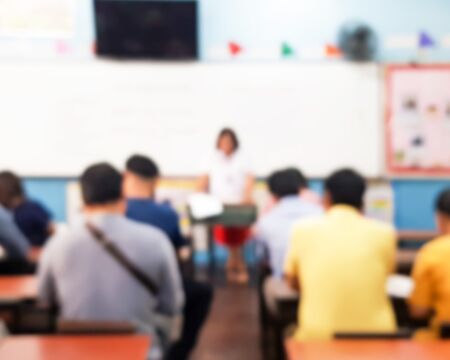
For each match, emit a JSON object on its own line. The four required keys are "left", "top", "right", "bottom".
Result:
{"left": 38, "top": 163, "right": 184, "bottom": 359}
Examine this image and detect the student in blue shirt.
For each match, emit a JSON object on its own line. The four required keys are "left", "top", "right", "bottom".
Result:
{"left": 123, "top": 154, "right": 213, "bottom": 360}
{"left": 124, "top": 158, "right": 186, "bottom": 250}
{"left": 0, "top": 171, "right": 54, "bottom": 247}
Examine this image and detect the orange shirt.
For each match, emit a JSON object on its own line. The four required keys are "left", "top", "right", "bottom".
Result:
{"left": 409, "top": 234, "right": 450, "bottom": 336}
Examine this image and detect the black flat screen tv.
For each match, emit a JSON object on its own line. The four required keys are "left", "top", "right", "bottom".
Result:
{"left": 94, "top": 0, "right": 198, "bottom": 60}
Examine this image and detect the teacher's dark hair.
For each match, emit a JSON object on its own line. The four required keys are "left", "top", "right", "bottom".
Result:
{"left": 80, "top": 163, "right": 122, "bottom": 205}
{"left": 325, "top": 168, "right": 366, "bottom": 210}
{"left": 216, "top": 128, "right": 239, "bottom": 151}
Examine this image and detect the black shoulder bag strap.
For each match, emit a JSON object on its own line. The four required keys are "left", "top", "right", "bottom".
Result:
{"left": 86, "top": 222, "right": 159, "bottom": 296}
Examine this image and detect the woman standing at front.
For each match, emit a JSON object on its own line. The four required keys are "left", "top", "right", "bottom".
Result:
{"left": 198, "top": 128, "right": 255, "bottom": 283}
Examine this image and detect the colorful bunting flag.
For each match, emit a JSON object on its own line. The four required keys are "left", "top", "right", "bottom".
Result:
{"left": 281, "top": 42, "right": 294, "bottom": 57}
{"left": 325, "top": 44, "right": 342, "bottom": 57}
{"left": 228, "top": 42, "right": 242, "bottom": 56}
{"left": 419, "top": 31, "right": 435, "bottom": 48}
{"left": 55, "top": 40, "right": 70, "bottom": 55}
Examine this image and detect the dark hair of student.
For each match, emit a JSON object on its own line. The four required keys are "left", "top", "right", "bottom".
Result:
{"left": 216, "top": 128, "right": 239, "bottom": 151}
{"left": 267, "top": 169, "right": 302, "bottom": 198}
{"left": 325, "top": 168, "right": 366, "bottom": 210}
{"left": 0, "top": 171, "right": 25, "bottom": 209}
{"left": 126, "top": 154, "right": 159, "bottom": 179}
{"left": 285, "top": 167, "right": 308, "bottom": 190}
{"left": 436, "top": 188, "right": 450, "bottom": 217}
{"left": 80, "top": 163, "right": 122, "bottom": 205}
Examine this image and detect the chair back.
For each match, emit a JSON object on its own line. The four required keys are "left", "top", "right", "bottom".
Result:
{"left": 57, "top": 319, "right": 137, "bottom": 335}
{"left": 334, "top": 330, "right": 412, "bottom": 340}
{"left": 440, "top": 323, "right": 450, "bottom": 339}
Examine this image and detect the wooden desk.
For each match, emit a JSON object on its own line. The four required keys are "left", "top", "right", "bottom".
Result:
{"left": 0, "top": 335, "right": 150, "bottom": 360}
{"left": 0, "top": 276, "right": 37, "bottom": 304}
{"left": 190, "top": 205, "right": 257, "bottom": 272}
{"left": 398, "top": 230, "right": 438, "bottom": 242}
{"left": 285, "top": 340, "right": 450, "bottom": 360}
{"left": 189, "top": 205, "right": 258, "bottom": 227}
{"left": 396, "top": 249, "right": 417, "bottom": 264}
{"left": 396, "top": 249, "right": 417, "bottom": 274}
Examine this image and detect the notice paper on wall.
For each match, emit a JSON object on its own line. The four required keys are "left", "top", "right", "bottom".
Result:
{"left": 0, "top": 0, "right": 76, "bottom": 38}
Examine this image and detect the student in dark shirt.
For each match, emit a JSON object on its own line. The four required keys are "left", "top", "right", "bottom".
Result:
{"left": 0, "top": 171, "right": 54, "bottom": 246}
{"left": 126, "top": 158, "right": 187, "bottom": 249}
{"left": 123, "top": 154, "right": 213, "bottom": 360}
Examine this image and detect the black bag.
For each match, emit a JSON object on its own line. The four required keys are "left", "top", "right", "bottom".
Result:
{"left": 86, "top": 222, "right": 159, "bottom": 296}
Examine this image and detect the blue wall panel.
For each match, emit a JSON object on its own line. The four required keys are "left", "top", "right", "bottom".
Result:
{"left": 393, "top": 180, "right": 450, "bottom": 231}
{"left": 23, "top": 179, "right": 72, "bottom": 223}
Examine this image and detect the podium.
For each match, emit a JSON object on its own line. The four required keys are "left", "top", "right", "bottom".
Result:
{"left": 189, "top": 205, "right": 258, "bottom": 272}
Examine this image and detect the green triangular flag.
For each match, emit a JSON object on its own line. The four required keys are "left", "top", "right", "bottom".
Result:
{"left": 281, "top": 42, "right": 294, "bottom": 57}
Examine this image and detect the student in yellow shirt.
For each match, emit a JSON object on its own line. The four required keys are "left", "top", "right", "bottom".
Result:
{"left": 409, "top": 188, "right": 450, "bottom": 339}
{"left": 284, "top": 169, "right": 397, "bottom": 341}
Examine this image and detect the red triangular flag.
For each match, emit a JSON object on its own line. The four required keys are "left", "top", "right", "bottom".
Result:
{"left": 228, "top": 42, "right": 242, "bottom": 56}
{"left": 55, "top": 40, "right": 70, "bottom": 55}
{"left": 325, "top": 44, "right": 342, "bottom": 57}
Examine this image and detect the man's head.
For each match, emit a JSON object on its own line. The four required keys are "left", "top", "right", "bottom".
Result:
{"left": 285, "top": 167, "right": 308, "bottom": 191}
{"left": 0, "top": 171, "right": 24, "bottom": 209}
{"left": 80, "top": 163, "right": 124, "bottom": 213}
{"left": 123, "top": 154, "right": 159, "bottom": 199}
{"left": 436, "top": 188, "right": 450, "bottom": 234}
{"left": 267, "top": 169, "right": 302, "bottom": 200}
{"left": 324, "top": 169, "right": 366, "bottom": 210}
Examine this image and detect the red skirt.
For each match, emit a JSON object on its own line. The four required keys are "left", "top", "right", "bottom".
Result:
{"left": 213, "top": 225, "right": 250, "bottom": 247}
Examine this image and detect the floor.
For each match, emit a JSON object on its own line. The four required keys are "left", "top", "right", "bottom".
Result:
{"left": 191, "top": 282, "right": 262, "bottom": 360}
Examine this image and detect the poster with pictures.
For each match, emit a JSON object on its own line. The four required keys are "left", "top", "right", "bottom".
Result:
{"left": 386, "top": 65, "right": 450, "bottom": 176}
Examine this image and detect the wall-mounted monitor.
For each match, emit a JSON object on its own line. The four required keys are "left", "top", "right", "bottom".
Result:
{"left": 94, "top": 0, "right": 198, "bottom": 60}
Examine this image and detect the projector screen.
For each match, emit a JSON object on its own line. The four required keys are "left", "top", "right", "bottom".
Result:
{"left": 0, "top": 61, "right": 382, "bottom": 177}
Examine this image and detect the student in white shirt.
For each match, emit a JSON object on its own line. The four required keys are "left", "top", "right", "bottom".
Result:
{"left": 198, "top": 128, "right": 254, "bottom": 283}
{"left": 255, "top": 168, "right": 323, "bottom": 278}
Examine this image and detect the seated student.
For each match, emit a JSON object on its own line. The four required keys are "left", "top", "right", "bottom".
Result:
{"left": 262, "top": 168, "right": 321, "bottom": 214}
{"left": 284, "top": 169, "right": 397, "bottom": 341}
{"left": 255, "top": 168, "right": 322, "bottom": 278}
{"left": 123, "top": 154, "right": 213, "bottom": 360}
{"left": 0, "top": 204, "right": 30, "bottom": 261}
{"left": 255, "top": 168, "right": 322, "bottom": 319}
{"left": 38, "top": 163, "right": 184, "bottom": 359}
{"left": 0, "top": 171, "right": 54, "bottom": 246}
{"left": 286, "top": 167, "right": 322, "bottom": 206}
{"left": 409, "top": 188, "right": 450, "bottom": 339}
{"left": 124, "top": 155, "right": 187, "bottom": 251}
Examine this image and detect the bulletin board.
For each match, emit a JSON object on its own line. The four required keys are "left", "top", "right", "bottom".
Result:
{"left": 386, "top": 65, "right": 450, "bottom": 176}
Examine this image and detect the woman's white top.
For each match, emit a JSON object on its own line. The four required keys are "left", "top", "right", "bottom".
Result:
{"left": 206, "top": 150, "right": 251, "bottom": 204}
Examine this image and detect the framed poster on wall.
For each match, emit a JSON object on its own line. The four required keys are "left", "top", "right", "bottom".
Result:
{"left": 386, "top": 65, "right": 450, "bottom": 176}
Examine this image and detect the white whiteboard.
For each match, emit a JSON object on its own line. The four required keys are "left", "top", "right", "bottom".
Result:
{"left": 0, "top": 61, "right": 382, "bottom": 177}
